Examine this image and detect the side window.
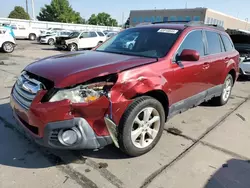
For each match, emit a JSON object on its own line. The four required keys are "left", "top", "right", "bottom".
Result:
{"left": 177, "top": 30, "right": 205, "bottom": 57}
{"left": 10, "top": 25, "right": 17, "bottom": 30}
{"left": 205, "top": 31, "right": 222, "bottom": 54}
{"left": 221, "top": 35, "right": 234, "bottom": 52}
{"left": 97, "top": 32, "right": 104, "bottom": 36}
{"left": 19, "top": 26, "right": 26, "bottom": 30}
{"left": 89, "top": 32, "right": 97, "bottom": 37}
{"left": 80, "top": 32, "right": 89, "bottom": 38}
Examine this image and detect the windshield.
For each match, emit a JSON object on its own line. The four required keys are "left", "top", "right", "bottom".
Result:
{"left": 69, "top": 32, "right": 80, "bottom": 38}
{"left": 95, "top": 27, "right": 181, "bottom": 58}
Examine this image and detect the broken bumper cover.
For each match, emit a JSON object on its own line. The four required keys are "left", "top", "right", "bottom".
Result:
{"left": 13, "top": 110, "right": 112, "bottom": 150}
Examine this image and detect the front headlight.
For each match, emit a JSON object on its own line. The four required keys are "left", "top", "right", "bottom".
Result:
{"left": 49, "top": 82, "right": 114, "bottom": 103}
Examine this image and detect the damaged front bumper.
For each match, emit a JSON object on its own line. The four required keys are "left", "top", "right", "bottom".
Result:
{"left": 13, "top": 110, "right": 112, "bottom": 149}
{"left": 10, "top": 88, "right": 125, "bottom": 150}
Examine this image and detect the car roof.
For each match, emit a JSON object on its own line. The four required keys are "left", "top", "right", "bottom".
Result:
{"left": 133, "top": 21, "right": 225, "bottom": 32}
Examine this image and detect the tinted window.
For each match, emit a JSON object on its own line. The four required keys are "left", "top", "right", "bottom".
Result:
{"left": 96, "top": 28, "right": 181, "bottom": 58}
{"left": 206, "top": 31, "right": 222, "bottom": 54}
{"left": 89, "top": 32, "right": 97, "bottom": 37}
{"left": 177, "top": 30, "right": 204, "bottom": 57}
{"left": 80, "top": 32, "right": 89, "bottom": 38}
{"left": 221, "top": 35, "right": 234, "bottom": 52}
{"left": 97, "top": 32, "right": 104, "bottom": 36}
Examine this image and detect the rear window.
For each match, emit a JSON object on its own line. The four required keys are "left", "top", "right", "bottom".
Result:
{"left": 96, "top": 27, "right": 181, "bottom": 58}
{"left": 221, "top": 35, "right": 234, "bottom": 52}
{"left": 97, "top": 32, "right": 105, "bottom": 36}
{"left": 205, "top": 31, "right": 222, "bottom": 54}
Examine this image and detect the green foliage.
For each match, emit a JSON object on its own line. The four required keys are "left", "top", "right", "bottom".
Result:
{"left": 37, "top": 0, "right": 84, "bottom": 24}
{"left": 8, "top": 6, "right": 30, "bottom": 20}
{"left": 88, "top": 12, "right": 118, "bottom": 26}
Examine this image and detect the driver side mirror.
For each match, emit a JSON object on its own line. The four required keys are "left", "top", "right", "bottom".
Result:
{"left": 79, "top": 36, "right": 84, "bottom": 39}
{"left": 179, "top": 49, "right": 200, "bottom": 61}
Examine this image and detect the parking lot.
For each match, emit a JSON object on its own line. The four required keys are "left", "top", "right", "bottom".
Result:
{"left": 1, "top": 40, "right": 250, "bottom": 188}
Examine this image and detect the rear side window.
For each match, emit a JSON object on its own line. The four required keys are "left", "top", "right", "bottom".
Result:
{"left": 177, "top": 30, "right": 205, "bottom": 56}
{"left": 97, "top": 32, "right": 104, "bottom": 36}
{"left": 205, "top": 31, "right": 222, "bottom": 54}
{"left": 89, "top": 32, "right": 97, "bottom": 37}
{"left": 221, "top": 35, "right": 234, "bottom": 52}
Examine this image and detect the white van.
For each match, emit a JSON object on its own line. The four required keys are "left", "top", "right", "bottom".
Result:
{"left": 0, "top": 27, "right": 16, "bottom": 53}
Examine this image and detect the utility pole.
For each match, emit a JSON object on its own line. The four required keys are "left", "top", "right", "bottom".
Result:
{"left": 26, "top": 0, "right": 29, "bottom": 14}
{"left": 122, "top": 12, "right": 124, "bottom": 27}
{"left": 31, "top": 0, "right": 35, "bottom": 20}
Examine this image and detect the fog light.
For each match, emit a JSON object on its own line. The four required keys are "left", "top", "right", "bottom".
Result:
{"left": 58, "top": 129, "right": 78, "bottom": 146}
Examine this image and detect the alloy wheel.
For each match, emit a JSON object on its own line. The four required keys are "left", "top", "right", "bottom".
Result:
{"left": 3, "top": 43, "right": 14, "bottom": 53}
{"left": 131, "top": 107, "right": 160, "bottom": 149}
{"left": 222, "top": 77, "right": 232, "bottom": 101}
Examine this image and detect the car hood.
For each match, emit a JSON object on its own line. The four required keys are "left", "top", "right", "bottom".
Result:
{"left": 25, "top": 51, "right": 157, "bottom": 88}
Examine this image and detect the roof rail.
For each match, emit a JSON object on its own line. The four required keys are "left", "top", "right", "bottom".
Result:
{"left": 152, "top": 20, "right": 225, "bottom": 31}
{"left": 152, "top": 20, "right": 189, "bottom": 24}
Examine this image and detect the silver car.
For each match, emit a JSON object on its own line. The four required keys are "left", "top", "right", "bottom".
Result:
{"left": 240, "top": 57, "right": 250, "bottom": 77}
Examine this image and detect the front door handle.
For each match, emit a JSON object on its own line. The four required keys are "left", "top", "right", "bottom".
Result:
{"left": 203, "top": 62, "right": 210, "bottom": 70}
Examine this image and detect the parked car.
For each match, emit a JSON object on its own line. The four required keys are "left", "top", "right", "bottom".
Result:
{"left": 6, "top": 24, "right": 40, "bottom": 40}
{"left": 227, "top": 29, "right": 250, "bottom": 78}
{"left": 123, "top": 34, "right": 138, "bottom": 49}
{"left": 10, "top": 21, "right": 239, "bottom": 157}
{"left": 54, "top": 30, "right": 106, "bottom": 51}
{"left": 40, "top": 30, "right": 72, "bottom": 45}
{"left": 106, "top": 32, "right": 118, "bottom": 39}
{"left": 37, "top": 30, "right": 57, "bottom": 42}
{"left": 0, "top": 27, "right": 16, "bottom": 53}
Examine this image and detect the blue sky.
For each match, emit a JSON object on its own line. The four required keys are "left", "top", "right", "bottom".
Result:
{"left": 1, "top": 0, "right": 250, "bottom": 24}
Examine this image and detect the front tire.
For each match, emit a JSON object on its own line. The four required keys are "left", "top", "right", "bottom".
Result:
{"left": 212, "top": 74, "right": 233, "bottom": 106}
{"left": 69, "top": 43, "right": 78, "bottom": 51}
{"left": 2, "top": 42, "right": 14, "bottom": 53}
{"left": 118, "top": 96, "right": 165, "bottom": 157}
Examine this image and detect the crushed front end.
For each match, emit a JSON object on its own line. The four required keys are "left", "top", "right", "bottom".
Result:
{"left": 10, "top": 71, "right": 127, "bottom": 150}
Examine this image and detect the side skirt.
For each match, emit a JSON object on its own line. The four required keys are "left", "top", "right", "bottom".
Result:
{"left": 167, "top": 85, "right": 223, "bottom": 119}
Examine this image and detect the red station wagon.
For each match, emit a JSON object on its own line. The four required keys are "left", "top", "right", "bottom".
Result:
{"left": 10, "top": 21, "right": 239, "bottom": 156}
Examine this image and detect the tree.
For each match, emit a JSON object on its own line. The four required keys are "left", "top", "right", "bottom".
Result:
{"left": 37, "top": 0, "right": 83, "bottom": 24}
{"left": 8, "top": 6, "right": 30, "bottom": 20}
{"left": 88, "top": 12, "right": 118, "bottom": 26}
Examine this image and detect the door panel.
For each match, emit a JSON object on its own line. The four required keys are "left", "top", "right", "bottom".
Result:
{"left": 79, "top": 32, "right": 98, "bottom": 48}
{"left": 169, "top": 30, "right": 209, "bottom": 105}
{"left": 170, "top": 58, "right": 209, "bottom": 105}
{"left": 204, "top": 31, "right": 227, "bottom": 87}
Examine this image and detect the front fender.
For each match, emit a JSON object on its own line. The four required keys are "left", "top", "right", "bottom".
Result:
{"left": 109, "top": 66, "right": 169, "bottom": 124}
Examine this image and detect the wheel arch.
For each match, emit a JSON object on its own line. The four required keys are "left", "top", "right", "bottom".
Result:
{"left": 228, "top": 69, "right": 236, "bottom": 84}
{"left": 29, "top": 33, "right": 36, "bottom": 37}
{"left": 132, "top": 90, "right": 169, "bottom": 122}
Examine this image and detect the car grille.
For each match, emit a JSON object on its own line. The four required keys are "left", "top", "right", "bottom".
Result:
{"left": 12, "top": 72, "right": 45, "bottom": 110}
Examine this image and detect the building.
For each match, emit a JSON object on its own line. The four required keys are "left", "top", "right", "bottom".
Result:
{"left": 129, "top": 8, "right": 250, "bottom": 30}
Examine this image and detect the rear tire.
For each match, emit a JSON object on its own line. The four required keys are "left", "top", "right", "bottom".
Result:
{"left": 48, "top": 38, "right": 55, "bottom": 45}
{"left": 118, "top": 96, "right": 165, "bottom": 157}
{"left": 29, "top": 33, "right": 36, "bottom": 41}
{"left": 212, "top": 74, "right": 233, "bottom": 106}
{"left": 2, "top": 42, "right": 14, "bottom": 53}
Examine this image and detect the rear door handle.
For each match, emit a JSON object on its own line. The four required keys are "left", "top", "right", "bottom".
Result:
{"left": 203, "top": 62, "right": 210, "bottom": 70}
